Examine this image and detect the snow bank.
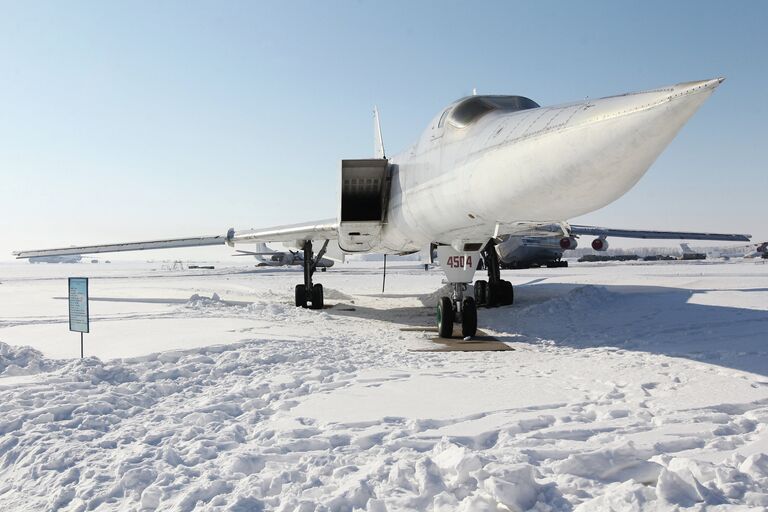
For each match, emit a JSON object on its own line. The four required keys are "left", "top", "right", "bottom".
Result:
{"left": 0, "top": 338, "right": 568, "bottom": 511}
{"left": 420, "top": 283, "right": 459, "bottom": 307}
{"left": 323, "top": 287, "right": 354, "bottom": 301}
{"left": 2, "top": 261, "right": 768, "bottom": 510}
{"left": 0, "top": 341, "right": 58, "bottom": 377}
{"left": 554, "top": 442, "right": 661, "bottom": 484}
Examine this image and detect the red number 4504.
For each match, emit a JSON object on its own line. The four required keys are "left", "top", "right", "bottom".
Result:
{"left": 446, "top": 255, "right": 472, "bottom": 268}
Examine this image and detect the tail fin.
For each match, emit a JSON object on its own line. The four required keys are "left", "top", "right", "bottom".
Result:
{"left": 680, "top": 243, "right": 693, "bottom": 254}
{"left": 256, "top": 242, "right": 273, "bottom": 253}
{"left": 374, "top": 106, "right": 386, "bottom": 159}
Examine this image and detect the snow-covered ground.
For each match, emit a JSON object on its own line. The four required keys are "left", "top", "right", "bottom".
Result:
{"left": 1, "top": 259, "right": 767, "bottom": 511}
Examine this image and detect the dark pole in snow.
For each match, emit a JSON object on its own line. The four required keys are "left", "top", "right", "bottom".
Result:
{"left": 382, "top": 254, "right": 387, "bottom": 293}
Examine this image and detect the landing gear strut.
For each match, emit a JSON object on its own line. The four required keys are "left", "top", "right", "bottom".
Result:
{"left": 294, "top": 240, "right": 327, "bottom": 310}
{"left": 437, "top": 283, "right": 477, "bottom": 339}
{"left": 474, "top": 239, "right": 514, "bottom": 308}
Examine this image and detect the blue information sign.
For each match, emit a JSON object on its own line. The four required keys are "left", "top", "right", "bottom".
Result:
{"left": 68, "top": 277, "right": 89, "bottom": 334}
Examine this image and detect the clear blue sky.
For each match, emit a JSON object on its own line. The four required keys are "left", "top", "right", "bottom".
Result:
{"left": 1, "top": 1, "right": 766, "bottom": 260}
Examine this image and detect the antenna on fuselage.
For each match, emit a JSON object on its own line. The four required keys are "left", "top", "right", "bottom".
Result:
{"left": 373, "top": 106, "right": 386, "bottom": 159}
{"left": 472, "top": 87, "right": 477, "bottom": 96}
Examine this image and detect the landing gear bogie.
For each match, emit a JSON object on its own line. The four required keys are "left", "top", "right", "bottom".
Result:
{"left": 475, "top": 239, "right": 514, "bottom": 308}
{"left": 294, "top": 240, "right": 328, "bottom": 310}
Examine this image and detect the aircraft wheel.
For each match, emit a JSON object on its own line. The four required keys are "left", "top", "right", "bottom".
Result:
{"left": 295, "top": 284, "right": 307, "bottom": 308}
{"left": 461, "top": 297, "right": 477, "bottom": 338}
{"left": 486, "top": 283, "right": 499, "bottom": 308}
{"left": 437, "top": 297, "right": 454, "bottom": 338}
{"left": 474, "top": 280, "right": 488, "bottom": 306}
{"left": 321, "top": 267, "right": 327, "bottom": 272}
{"left": 311, "top": 283, "right": 324, "bottom": 309}
{"left": 499, "top": 280, "right": 514, "bottom": 305}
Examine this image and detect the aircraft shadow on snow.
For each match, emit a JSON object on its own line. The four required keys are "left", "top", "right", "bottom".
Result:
{"left": 69, "top": 280, "right": 768, "bottom": 377}
{"left": 327, "top": 282, "right": 768, "bottom": 378}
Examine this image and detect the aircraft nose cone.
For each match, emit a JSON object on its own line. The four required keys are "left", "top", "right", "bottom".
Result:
{"left": 575, "top": 77, "right": 725, "bottom": 125}
{"left": 668, "top": 77, "right": 725, "bottom": 97}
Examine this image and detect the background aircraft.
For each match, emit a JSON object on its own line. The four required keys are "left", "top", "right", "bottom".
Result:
{"left": 679, "top": 243, "right": 706, "bottom": 260}
{"left": 746, "top": 242, "right": 768, "bottom": 258}
{"left": 28, "top": 255, "right": 82, "bottom": 264}
{"left": 706, "top": 241, "right": 768, "bottom": 259}
{"left": 494, "top": 228, "right": 748, "bottom": 269}
{"left": 234, "top": 243, "right": 334, "bottom": 270}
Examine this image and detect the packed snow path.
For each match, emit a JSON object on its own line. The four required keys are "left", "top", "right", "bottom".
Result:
{"left": 1, "top": 261, "right": 767, "bottom": 510}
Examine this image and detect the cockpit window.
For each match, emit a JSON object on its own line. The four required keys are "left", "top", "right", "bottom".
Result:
{"left": 447, "top": 95, "right": 540, "bottom": 129}
{"left": 448, "top": 97, "right": 495, "bottom": 128}
{"left": 437, "top": 108, "right": 450, "bottom": 128}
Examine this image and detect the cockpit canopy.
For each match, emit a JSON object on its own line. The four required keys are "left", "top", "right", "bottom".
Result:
{"left": 442, "top": 95, "right": 540, "bottom": 129}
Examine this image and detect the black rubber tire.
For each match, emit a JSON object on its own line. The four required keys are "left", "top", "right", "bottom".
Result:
{"left": 437, "top": 297, "right": 454, "bottom": 338}
{"left": 295, "top": 284, "right": 307, "bottom": 308}
{"left": 311, "top": 283, "right": 324, "bottom": 310}
{"left": 461, "top": 297, "right": 478, "bottom": 338}
{"left": 321, "top": 267, "right": 327, "bottom": 272}
{"left": 474, "top": 280, "right": 488, "bottom": 306}
{"left": 486, "top": 282, "right": 498, "bottom": 308}
{"left": 499, "top": 280, "right": 514, "bottom": 306}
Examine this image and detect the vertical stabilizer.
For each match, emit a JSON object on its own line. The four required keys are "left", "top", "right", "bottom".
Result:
{"left": 680, "top": 243, "right": 693, "bottom": 254}
{"left": 373, "top": 106, "right": 386, "bottom": 159}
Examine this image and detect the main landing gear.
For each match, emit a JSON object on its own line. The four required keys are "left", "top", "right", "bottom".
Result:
{"left": 474, "top": 239, "right": 514, "bottom": 308}
{"left": 437, "top": 283, "right": 478, "bottom": 339}
{"left": 294, "top": 240, "right": 328, "bottom": 310}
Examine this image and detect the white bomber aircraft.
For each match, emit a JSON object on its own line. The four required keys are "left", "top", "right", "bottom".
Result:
{"left": 15, "top": 78, "right": 751, "bottom": 338}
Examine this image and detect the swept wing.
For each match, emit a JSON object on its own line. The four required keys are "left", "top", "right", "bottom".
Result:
{"left": 13, "top": 219, "right": 338, "bottom": 259}
{"left": 568, "top": 225, "right": 750, "bottom": 242}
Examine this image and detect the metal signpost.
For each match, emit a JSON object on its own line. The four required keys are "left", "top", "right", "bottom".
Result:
{"left": 68, "top": 277, "right": 89, "bottom": 358}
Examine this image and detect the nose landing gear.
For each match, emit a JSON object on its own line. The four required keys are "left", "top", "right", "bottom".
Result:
{"left": 434, "top": 245, "right": 482, "bottom": 338}
{"left": 437, "top": 284, "right": 478, "bottom": 338}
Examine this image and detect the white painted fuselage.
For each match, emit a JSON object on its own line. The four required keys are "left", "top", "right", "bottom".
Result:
{"left": 376, "top": 79, "right": 723, "bottom": 253}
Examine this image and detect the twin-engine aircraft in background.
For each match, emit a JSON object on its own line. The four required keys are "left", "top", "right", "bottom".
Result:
{"left": 28, "top": 254, "right": 83, "bottom": 264}
{"left": 14, "top": 78, "right": 750, "bottom": 338}
{"left": 233, "top": 243, "right": 334, "bottom": 270}
{"left": 495, "top": 226, "right": 752, "bottom": 269}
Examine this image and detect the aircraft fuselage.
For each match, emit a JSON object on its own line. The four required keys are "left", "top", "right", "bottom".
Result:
{"left": 376, "top": 79, "right": 723, "bottom": 254}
